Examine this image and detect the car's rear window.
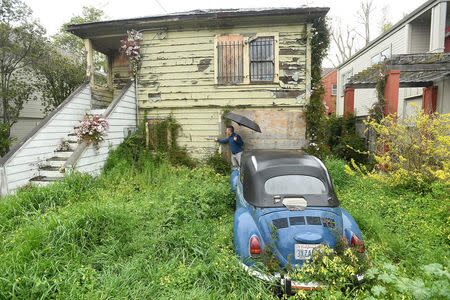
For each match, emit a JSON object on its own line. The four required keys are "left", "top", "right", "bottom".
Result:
{"left": 264, "top": 175, "right": 326, "bottom": 195}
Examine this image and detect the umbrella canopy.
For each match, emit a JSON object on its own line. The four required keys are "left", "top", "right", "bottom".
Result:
{"left": 223, "top": 113, "right": 262, "bottom": 133}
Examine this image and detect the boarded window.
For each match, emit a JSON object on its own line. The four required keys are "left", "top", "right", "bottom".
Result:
{"left": 250, "top": 37, "right": 275, "bottom": 82}
{"left": 217, "top": 35, "right": 244, "bottom": 85}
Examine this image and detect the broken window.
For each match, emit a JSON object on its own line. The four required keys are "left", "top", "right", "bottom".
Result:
{"left": 216, "top": 35, "right": 244, "bottom": 85}
{"left": 249, "top": 37, "right": 275, "bottom": 82}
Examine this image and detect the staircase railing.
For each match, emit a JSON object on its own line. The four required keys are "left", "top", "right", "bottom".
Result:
{"left": 0, "top": 78, "right": 92, "bottom": 196}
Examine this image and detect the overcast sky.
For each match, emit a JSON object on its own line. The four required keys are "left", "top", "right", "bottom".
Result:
{"left": 24, "top": 0, "right": 426, "bottom": 67}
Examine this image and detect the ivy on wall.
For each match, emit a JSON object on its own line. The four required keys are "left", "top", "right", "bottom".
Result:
{"left": 369, "top": 63, "right": 388, "bottom": 123}
{"left": 303, "top": 16, "right": 330, "bottom": 154}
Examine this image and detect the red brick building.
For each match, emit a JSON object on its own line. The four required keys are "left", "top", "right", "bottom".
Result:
{"left": 321, "top": 68, "right": 337, "bottom": 115}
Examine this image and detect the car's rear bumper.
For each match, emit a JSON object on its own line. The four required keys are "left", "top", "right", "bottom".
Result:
{"left": 239, "top": 262, "right": 365, "bottom": 294}
{"left": 239, "top": 262, "right": 320, "bottom": 293}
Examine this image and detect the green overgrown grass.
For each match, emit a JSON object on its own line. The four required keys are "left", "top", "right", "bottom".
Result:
{"left": 0, "top": 140, "right": 447, "bottom": 299}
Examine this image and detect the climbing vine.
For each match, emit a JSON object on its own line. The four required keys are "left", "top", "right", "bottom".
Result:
{"left": 303, "top": 16, "right": 330, "bottom": 157}
{"left": 368, "top": 63, "right": 389, "bottom": 123}
{"left": 152, "top": 116, "right": 195, "bottom": 167}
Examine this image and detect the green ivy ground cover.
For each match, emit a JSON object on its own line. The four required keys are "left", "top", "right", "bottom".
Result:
{"left": 0, "top": 151, "right": 447, "bottom": 299}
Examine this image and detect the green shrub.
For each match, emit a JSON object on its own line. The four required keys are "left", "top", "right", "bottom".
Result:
{"left": 206, "top": 150, "right": 231, "bottom": 175}
{"left": 363, "top": 108, "right": 450, "bottom": 188}
{"left": 0, "top": 123, "right": 14, "bottom": 157}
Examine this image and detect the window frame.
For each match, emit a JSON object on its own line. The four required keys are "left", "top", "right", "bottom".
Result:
{"left": 331, "top": 84, "right": 337, "bottom": 96}
{"left": 214, "top": 32, "right": 279, "bottom": 85}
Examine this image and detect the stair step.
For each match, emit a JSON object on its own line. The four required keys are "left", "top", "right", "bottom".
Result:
{"left": 46, "top": 157, "right": 66, "bottom": 168}
{"left": 90, "top": 109, "right": 105, "bottom": 115}
{"left": 30, "top": 176, "right": 61, "bottom": 187}
{"left": 67, "top": 135, "right": 78, "bottom": 143}
{"left": 39, "top": 168, "right": 64, "bottom": 178}
{"left": 54, "top": 150, "right": 74, "bottom": 158}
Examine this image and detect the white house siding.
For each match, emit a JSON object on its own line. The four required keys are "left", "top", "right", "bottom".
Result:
{"left": 337, "top": 27, "right": 407, "bottom": 116}
{"left": 409, "top": 21, "right": 431, "bottom": 53}
{"left": 436, "top": 78, "right": 450, "bottom": 113}
{"left": 0, "top": 83, "right": 91, "bottom": 195}
{"left": 74, "top": 84, "right": 136, "bottom": 175}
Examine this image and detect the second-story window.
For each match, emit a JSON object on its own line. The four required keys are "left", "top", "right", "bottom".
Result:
{"left": 249, "top": 37, "right": 275, "bottom": 82}
{"left": 217, "top": 35, "right": 244, "bottom": 84}
{"left": 332, "top": 84, "right": 337, "bottom": 96}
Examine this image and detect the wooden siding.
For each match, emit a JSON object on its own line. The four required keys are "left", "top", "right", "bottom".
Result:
{"left": 337, "top": 26, "right": 407, "bottom": 116}
{"left": 136, "top": 21, "right": 311, "bottom": 157}
{"left": 75, "top": 84, "right": 136, "bottom": 174}
{"left": 1, "top": 84, "right": 91, "bottom": 195}
{"left": 91, "top": 85, "right": 114, "bottom": 108}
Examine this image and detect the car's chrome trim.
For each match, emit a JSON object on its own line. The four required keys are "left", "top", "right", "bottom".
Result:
{"left": 238, "top": 261, "right": 320, "bottom": 291}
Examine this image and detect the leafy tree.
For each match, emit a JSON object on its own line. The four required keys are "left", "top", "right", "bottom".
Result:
{"left": 53, "top": 6, "right": 105, "bottom": 69}
{"left": 34, "top": 6, "right": 105, "bottom": 113}
{"left": 0, "top": 0, "right": 45, "bottom": 153}
{"left": 33, "top": 44, "right": 85, "bottom": 114}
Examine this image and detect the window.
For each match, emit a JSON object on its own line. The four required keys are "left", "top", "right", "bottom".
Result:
{"left": 216, "top": 35, "right": 244, "bottom": 84}
{"left": 215, "top": 33, "right": 279, "bottom": 85}
{"left": 331, "top": 84, "right": 337, "bottom": 96}
{"left": 371, "top": 47, "right": 391, "bottom": 65}
{"left": 264, "top": 175, "right": 327, "bottom": 195}
{"left": 249, "top": 37, "right": 275, "bottom": 82}
{"left": 380, "top": 48, "right": 390, "bottom": 60}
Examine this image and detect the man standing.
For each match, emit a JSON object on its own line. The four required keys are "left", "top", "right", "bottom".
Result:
{"left": 215, "top": 125, "right": 244, "bottom": 170}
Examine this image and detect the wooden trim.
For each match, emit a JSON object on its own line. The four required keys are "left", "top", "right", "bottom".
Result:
{"left": 214, "top": 35, "right": 218, "bottom": 85}
{"left": 0, "top": 78, "right": 91, "bottom": 167}
{"left": 84, "top": 39, "right": 94, "bottom": 86}
{"left": 243, "top": 36, "right": 250, "bottom": 84}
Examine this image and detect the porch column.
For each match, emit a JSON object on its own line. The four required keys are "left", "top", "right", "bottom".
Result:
{"left": 343, "top": 87, "right": 355, "bottom": 115}
{"left": 106, "top": 54, "right": 113, "bottom": 89}
{"left": 422, "top": 86, "right": 438, "bottom": 114}
{"left": 429, "top": 1, "right": 447, "bottom": 53}
{"left": 84, "top": 39, "right": 94, "bottom": 85}
{"left": 383, "top": 70, "right": 400, "bottom": 116}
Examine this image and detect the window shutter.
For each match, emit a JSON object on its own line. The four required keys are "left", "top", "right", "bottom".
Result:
{"left": 217, "top": 35, "right": 244, "bottom": 84}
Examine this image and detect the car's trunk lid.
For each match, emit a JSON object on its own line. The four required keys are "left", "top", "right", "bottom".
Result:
{"left": 257, "top": 208, "right": 342, "bottom": 269}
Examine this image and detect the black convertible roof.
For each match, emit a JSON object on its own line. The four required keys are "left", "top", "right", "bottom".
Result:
{"left": 241, "top": 150, "right": 339, "bottom": 208}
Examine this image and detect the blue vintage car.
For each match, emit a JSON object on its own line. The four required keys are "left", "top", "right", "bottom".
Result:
{"left": 231, "top": 150, "right": 365, "bottom": 291}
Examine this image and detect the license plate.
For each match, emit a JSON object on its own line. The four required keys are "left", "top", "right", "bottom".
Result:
{"left": 294, "top": 244, "right": 321, "bottom": 260}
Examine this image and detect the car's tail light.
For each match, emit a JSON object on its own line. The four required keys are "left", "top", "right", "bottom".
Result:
{"left": 351, "top": 234, "right": 365, "bottom": 253}
{"left": 249, "top": 235, "right": 261, "bottom": 257}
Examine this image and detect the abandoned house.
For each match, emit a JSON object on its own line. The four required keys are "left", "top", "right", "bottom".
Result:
{"left": 67, "top": 7, "right": 329, "bottom": 158}
{"left": 0, "top": 7, "right": 328, "bottom": 195}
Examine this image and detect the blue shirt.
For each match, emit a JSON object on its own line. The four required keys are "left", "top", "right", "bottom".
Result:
{"left": 217, "top": 133, "right": 244, "bottom": 154}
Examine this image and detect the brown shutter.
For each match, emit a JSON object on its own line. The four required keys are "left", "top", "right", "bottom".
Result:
{"left": 217, "top": 35, "right": 244, "bottom": 84}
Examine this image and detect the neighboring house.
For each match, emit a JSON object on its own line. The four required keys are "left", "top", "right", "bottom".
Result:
{"left": 67, "top": 7, "right": 329, "bottom": 158}
{"left": 337, "top": 0, "right": 450, "bottom": 119}
{"left": 9, "top": 99, "right": 45, "bottom": 144}
{"left": 321, "top": 68, "right": 336, "bottom": 115}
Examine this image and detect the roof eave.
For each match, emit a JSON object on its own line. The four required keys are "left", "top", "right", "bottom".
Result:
{"left": 67, "top": 7, "right": 329, "bottom": 38}
{"left": 337, "top": 0, "right": 439, "bottom": 70}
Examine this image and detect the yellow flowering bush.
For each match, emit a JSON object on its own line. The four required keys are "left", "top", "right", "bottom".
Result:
{"left": 364, "top": 107, "right": 450, "bottom": 186}
{"left": 289, "top": 243, "right": 368, "bottom": 290}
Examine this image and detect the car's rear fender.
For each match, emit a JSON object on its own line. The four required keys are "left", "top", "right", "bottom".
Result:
{"left": 234, "top": 207, "right": 264, "bottom": 266}
{"left": 341, "top": 208, "right": 364, "bottom": 243}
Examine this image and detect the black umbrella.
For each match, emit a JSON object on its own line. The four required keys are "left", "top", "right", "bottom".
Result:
{"left": 223, "top": 113, "right": 262, "bottom": 133}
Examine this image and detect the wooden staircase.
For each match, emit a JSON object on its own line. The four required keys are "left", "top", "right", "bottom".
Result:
{"left": 29, "top": 108, "right": 105, "bottom": 187}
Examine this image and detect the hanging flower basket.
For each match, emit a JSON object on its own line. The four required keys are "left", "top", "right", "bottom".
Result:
{"left": 75, "top": 114, "right": 109, "bottom": 149}
{"left": 120, "top": 29, "right": 143, "bottom": 77}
